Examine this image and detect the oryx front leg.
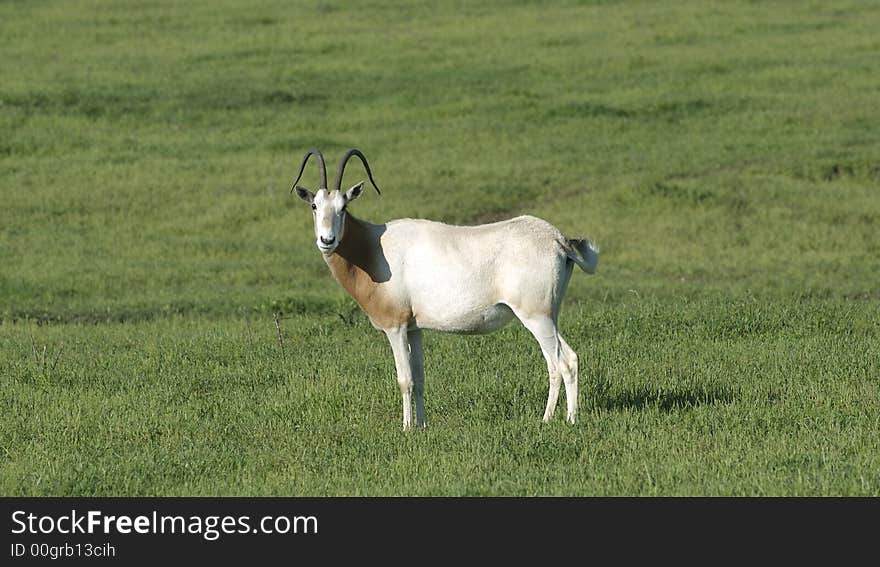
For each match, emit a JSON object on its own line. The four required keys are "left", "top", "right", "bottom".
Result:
{"left": 409, "top": 328, "right": 427, "bottom": 428}
{"left": 386, "top": 325, "right": 416, "bottom": 430}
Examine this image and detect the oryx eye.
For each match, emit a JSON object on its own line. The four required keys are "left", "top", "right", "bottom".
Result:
{"left": 311, "top": 204, "right": 317, "bottom": 211}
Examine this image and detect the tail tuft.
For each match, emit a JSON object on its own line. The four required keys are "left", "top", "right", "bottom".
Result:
{"left": 565, "top": 238, "right": 599, "bottom": 274}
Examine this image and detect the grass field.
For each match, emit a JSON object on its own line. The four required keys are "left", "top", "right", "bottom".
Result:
{"left": 2, "top": 0, "right": 879, "bottom": 495}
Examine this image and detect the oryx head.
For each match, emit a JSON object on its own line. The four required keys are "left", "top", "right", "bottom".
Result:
{"left": 290, "top": 148, "right": 381, "bottom": 255}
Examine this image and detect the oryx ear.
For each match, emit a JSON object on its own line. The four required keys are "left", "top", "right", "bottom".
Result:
{"left": 294, "top": 186, "right": 314, "bottom": 204}
{"left": 344, "top": 181, "right": 365, "bottom": 203}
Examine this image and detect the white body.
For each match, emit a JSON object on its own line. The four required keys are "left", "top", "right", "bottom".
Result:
{"left": 297, "top": 183, "right": 598, "bottom": 430}
{"left": 365, "top": 216, "right": 584, "bottom": 334}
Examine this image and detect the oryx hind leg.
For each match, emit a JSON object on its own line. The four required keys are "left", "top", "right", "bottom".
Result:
{"left": 515, "top": 313, "right": 576, "bottom": 423}
{"left": 558, "top": 335, "right": 579, "bottom": 423}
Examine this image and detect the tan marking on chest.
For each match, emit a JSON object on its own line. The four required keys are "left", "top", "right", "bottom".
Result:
{"left": 324, "top": 216, "right": 412, "bottom": 330}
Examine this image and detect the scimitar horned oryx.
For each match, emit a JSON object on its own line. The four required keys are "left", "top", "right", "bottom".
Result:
{"left": 290, "top": 148, "right": 598, "bottom": 430}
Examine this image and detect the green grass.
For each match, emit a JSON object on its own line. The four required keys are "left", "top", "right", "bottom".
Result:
{"left": 1, "top": 0, "right": 879, "bottom": 495}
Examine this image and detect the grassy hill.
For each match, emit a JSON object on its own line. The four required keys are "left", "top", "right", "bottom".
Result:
{"left": 1, "top": 0, "right": 878, "bottom": 495}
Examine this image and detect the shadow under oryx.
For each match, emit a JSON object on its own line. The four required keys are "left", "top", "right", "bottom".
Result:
{"left": 594, "top": 383, "right": 738, "bottom": 413}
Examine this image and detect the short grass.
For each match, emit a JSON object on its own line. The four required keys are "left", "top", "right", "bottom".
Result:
{"left": 1, "top": 0, "right": 879, "bottom": 495}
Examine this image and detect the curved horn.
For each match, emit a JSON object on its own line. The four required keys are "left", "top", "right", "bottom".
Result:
{"left": 289, "top": 148, "right": 328, "bottom": 194}
{"left": 333, "top": 148, "right": 382, "bottom": 195}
